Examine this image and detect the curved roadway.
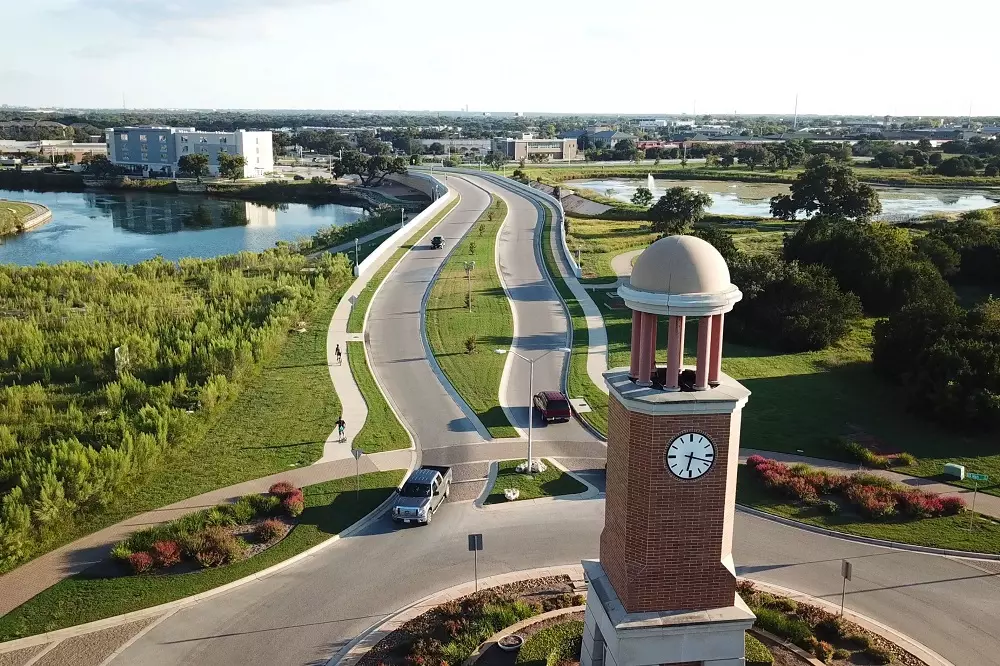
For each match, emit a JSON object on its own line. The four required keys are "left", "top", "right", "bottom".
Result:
{"left": 110, "top": 175, "right": 1000, "bottom": 666}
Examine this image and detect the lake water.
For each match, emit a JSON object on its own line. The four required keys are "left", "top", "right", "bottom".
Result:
{"left": 566, "top": 178, "right": 1000, "bottom": 221}
{"left": 0, "top": 189, "right": 366, "bottom": 265}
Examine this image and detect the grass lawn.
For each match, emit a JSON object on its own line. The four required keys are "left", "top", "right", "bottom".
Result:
{"left": 538, "top": 208, "right": 609, "bottom": 435}
{"left": 569, "top": 217, "right": 658, "bottom": 284}
{"left": 424, "top": 196, "right": 517, "bottom": 438}
{"left": 0, "top": 470, "right": 405, "bottom": 641}
{"left": 347, "top": 197, "right": 461, "bottom": 333}
{"left": 485, "top": 459, "right": 587, "bottom": 505}
{"left": 736, "top": 466, "right": 1000, "bottom": 555}
{"left": 0, "top": 200, "right": 36, "bottom": 235}
{"left": 347, "top": 341, "right": 410, "bottom": 452}
{"left": 515, "top": 620, "right": 584, "bottom": 666}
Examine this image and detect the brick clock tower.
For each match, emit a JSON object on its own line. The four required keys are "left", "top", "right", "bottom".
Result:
{"left": 581, "top": 236, "right": 755, "bottom": 666}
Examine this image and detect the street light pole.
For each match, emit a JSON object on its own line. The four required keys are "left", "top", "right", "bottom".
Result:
{"left": 355, "top": 237, "right": 359, "bottom": 267}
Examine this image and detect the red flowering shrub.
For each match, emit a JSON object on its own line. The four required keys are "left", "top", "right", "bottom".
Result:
{"left": 782, "top": 476, "right": 819, "bottom": 501}
{"left": 268, "top": 481, "right": 297, "bottom": 497}
{"left": 940, "top": 496, "right": 966, "bottom": 515}
{"left": 846, "top": 485, "right": 897, "bottom": 519}
{"left": 746, "top": 454, "right": 769, "bottom": 469}
{"left": 150, "top": 540, "right": 182, "bottom": 567}
{"left": 283, "top": 497, "right": 304, "bottom": 517}
{"left": 895, "top": 490, "right": 942, "bottom": 518}
{"left": 128, "top": 551, "right": 155, "bottom": 574}
{"left": 284, "top": 488, "right": 304, "bottom": 504}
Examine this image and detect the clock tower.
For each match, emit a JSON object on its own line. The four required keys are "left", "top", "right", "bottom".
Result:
{"left": 581, "top": 236, "right": 755, "bottom": 666}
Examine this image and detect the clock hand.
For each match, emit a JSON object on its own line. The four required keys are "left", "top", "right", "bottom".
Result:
{"left": 689, "top": 456, "right": 714, "bottom": 463}
{"left": 685, "top": 453, "right": 693, "bottom": 472}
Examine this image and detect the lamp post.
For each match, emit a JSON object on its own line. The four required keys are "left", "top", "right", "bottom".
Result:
{"left": 463, "top": 261, "right": 475, "bottom": 311}
{"left": 354, "top": 237, "right": 360, "bottom": 267}
{"left": 400, "top": 206, "right": 405, "bottom": 229}
{"left": 494, "top": 347, "right": 571, "bottom": 474}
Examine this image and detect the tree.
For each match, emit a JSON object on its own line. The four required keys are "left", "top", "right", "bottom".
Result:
{"left": 177, "top": 153, "right": 210, "bottom": 183}
{"left": 409, "top": 153, "right": 423, "bottom": 166}
{"left": 648, "top": 187, "right": 712, "bottom": 235}
{"left": 428, "top": 142, "right": 445, "bottom": 155}
{"left": 81, "top": 154, "right": 119, "bottom": 178}
{"left": 769, "top": 157, "right": 882, "bottom": 221}
{"left": 484, "top": 150, "right": 506, "bottom": 170}
{"left": 612, "top": 138, "right": 637, "bottom": 161}
{"left": 928, "top": 152, "right": 944, "bottom": 166}
{"left": 527, "top": 153, "right": 549, "bottom": 164}
{"left": 631, "top": 186, "right": 654, "bottom": 207}
{"left": 916, "top": 138, "right": 933, "bottom": 152}
{"left": 736, "top": 145, "right": 769, "bottom": 170}
{"left": 331, "top": 149, "right": 406, "bottom": 187}
{"left": 935, "top": 155, "right": 982, "bottom": 177}
{"left": 217, "top": 153, "right": 247, "bottom": 181}
{"left": 691, "top": 226, "right": 739, "bottom": 265}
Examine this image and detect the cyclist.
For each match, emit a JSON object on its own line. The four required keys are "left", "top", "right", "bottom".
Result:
{"left": 335, "top": 416, "right": 347, "bottom": 442}
{"left": 335, "top": 344, "right": 342, "bottom": 365}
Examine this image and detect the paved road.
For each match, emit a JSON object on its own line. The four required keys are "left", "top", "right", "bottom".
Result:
{"left": 112, "top": 497, "right": 1000, "bottom": 666}
{"left": 364, "top": 178, "right": 491, "bottom": 451}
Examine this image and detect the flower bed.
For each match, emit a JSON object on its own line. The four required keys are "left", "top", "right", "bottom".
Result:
{"left": 110, "top": 480, "right": 302, "bottom": 575}
{"left": 745, "top": 456, "right": 965, "bottom": 520}
{"left": 358, "top": 577, "right": 583, "bottom": 666}
{"left": 739, "top": 580, "right": 924, "bottom": 665}
{"left": 514, "top": 619, "right": 583, "bottom": 666}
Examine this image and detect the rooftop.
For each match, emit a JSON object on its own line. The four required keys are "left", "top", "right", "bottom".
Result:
{"left": 604, "top": 367, "right": 750, "bottom": 415}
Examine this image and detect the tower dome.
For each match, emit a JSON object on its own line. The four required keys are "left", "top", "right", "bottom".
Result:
{"left": 629, "top": 235, "right": 731, "bottom": 295}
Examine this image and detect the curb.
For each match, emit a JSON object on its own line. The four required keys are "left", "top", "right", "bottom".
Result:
{"left": 0, "top": 462, "right": 416, "bottom": 656}
{"left": 328, "top": 564, "right": 585, "bottom": 666}
{"left": 746, "top": 578, "right": 954, "bottom": 666}
{"left": 474, "top": 458, "right": 600, "bottom": 510}
{"left": 736, "top": 504, "right": 1000, "bottom": 561}
{"left": 417, "top": 180, "right": 494, "bottom": 441}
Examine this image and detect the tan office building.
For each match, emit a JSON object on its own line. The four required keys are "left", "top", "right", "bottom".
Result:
{"left": 491, "top": 135, "right": 578, "bottom": 161}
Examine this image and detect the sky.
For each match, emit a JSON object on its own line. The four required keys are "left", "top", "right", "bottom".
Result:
{"left": 4, "top": 0, "right": 998, "bottom": 116}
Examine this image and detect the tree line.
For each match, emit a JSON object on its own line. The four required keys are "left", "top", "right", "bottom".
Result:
{"left": 0, "top": 250, "right": 355, "bottom": 571}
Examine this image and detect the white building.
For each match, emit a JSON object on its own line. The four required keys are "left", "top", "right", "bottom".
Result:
{"left": 105, "top": 126, "right": 274, "bottom": 178}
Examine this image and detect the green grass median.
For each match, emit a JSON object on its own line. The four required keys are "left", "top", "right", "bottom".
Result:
{"left": 425, "top": 195, "right": 517, "bottom": 438}
{"left": 347, "top": 341, "right": 410, "bottom": 452}
{"left": 0, "top": 470, "right": 405, "bottom": 641}
{"left": 347, "top": 197, "right": 460, "bottom": 333}
{"left": 485, "top": 459, "right": 587, "bottom": 504}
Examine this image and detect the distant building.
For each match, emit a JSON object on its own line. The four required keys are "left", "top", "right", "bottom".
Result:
{"left": 491, "top": 136, "right": 578, "bottom": 161}
{"left": 105, "top": 126, "right": 274, "bottom": 178}
{"left": 633, "top": 118, "right": 669, "bottom": 128}
{"left": 0, "top": 139, "right": 106, "bottom": 161}
{"left": 588, "top": 130, "right": 636, "bottom": 147}
{"left": 419, "top": 138, "right": 492, "bottom": 153}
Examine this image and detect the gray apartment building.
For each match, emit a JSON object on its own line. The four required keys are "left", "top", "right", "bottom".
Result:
{"left": 105, "top": 126, "right": 274, "bottom": 178}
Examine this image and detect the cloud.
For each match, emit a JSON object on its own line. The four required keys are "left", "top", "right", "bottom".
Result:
{"left": 79, "top": 0, "right": 333, "bottom": 24}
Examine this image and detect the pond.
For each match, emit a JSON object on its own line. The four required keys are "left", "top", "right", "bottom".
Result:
{"left": 0, "top": 189, "right": 367, "bottom": 265}
{"left": 566, "top": 178, "right": 1000, "bottom": 221}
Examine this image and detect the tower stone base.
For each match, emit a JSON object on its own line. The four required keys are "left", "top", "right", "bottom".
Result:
{"left": 580, "top": 560, "right": 755, "bottom": 666}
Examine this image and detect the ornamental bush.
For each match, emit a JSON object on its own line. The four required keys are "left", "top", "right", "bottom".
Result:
{"left": 254, "top": 518, "right": 285, "bottom": 543}
{"left": 128, "top": 551, "right": 154, "bottom": 574}
{"left": 845, "top": 484, "right": 897, "bottom": 519}
{"left": 268, "top": 481, "right": 297, "bottom": 497}
{"left": 150, "top": 540, "right": 182, "bottom": 567}
{"left": 189, "top": 526, "right": 248, "bottom": 568}
{"left": 865, "top": 645, "right": 893, "bottom": 665}
{"left": 283, "top": 497, "right": 305, "bottom": 517}
{"left": 813, "top": 640, "right": 834, "bottom": 662}
{"left": 744, "top": 633, "right": 773, "bottom": 666}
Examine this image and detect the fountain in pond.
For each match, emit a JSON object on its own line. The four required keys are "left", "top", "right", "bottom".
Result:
{"left": 647, "top": 173, "right": 656, "bottom": 195}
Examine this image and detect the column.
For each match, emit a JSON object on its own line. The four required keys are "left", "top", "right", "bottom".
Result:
{"left": 709, "top": 313, "right": 725, "bottom": 386}
{"left": 664, "top": 315, "right": 685, "bottom": 391}
{"left": 636, "top": 313, "right": 653, "bottom": 386}
{"left": 695, "top": 315, "right": 712, "bottom": 391}
{"left": 645, "top": 313, "right": 658, "bottom": 377}
{"left": 629, "top": 310, "right": 641, "bottom": 379}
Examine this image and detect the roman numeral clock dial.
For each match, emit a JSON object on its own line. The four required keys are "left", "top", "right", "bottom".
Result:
{"left": 665, "top": 432, "right": 715, "bottom": 479}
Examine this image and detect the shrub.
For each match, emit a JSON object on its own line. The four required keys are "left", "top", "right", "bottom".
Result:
{"left": 842, "top": 441, "right": 890, "bottom": 469}
{"left": 896, "top": 452, "right": 917, "bottom": 466}
{"left": 736, "top": 579, "right": 756, "bottom": 598}
{"left": 247, "top": 493, "right": 281, "bottom": 515}
{"left": 865, "top": 645, "right": 893, "bottom": 664}
{"left": 940, "top": 496, "right": 966, "bottom": 515}
{"left": 189, "top": 526, "right": 248, "bottom": 568}
{"left": 846, "top": 484, "right": 898, "bottom": 519}
{"left": 847, "top": 633, "right": 872, "bottom": 649}
{"left": 464, "top": 335, "right": 477, "bottom": 354}
{"left": 268, "top": 481, "right": 296, "bottom": 497}
{"left": 204, "top": 507, "right": 236, "bottom": 527}
{"left": 849, "top": 472, "right": 898, "bottom": 490}
{"left": 819, "top": 499, "right": 839, "bottom": 514}
{"left": 895, "top": 489, "right": 944, "bottom": 518}
{"left": 111, "top": 542, "right": 133, "bottom": 563}
{"left": 223, "top": 498, "right": 257, "bottom": 525}
{"left": 150, "top": 540, "right": 182, "bottom": 567}
{"left": 283, "top": 497, "right": 305, "bottom": 517}
{"left": 815, "top": 617, "right": 848, "bottom": 641}
{"left": 746, "top": 455, "right": 768, "bottom": 469}
{"left": 813, "top": 640, "right": 834, "bottom": 662}
{"left": 745, "top": 633, "right": 773, "bottom": 666}
{"left": 752, "top": 607, "right": 813, "bottom": 645}
{"left": 833, "top": 648, "right": 851, "bottom": 660}
{"left": 768, "top": 597, "right": 798, "bottom": 613}
{"left": 254, "top": 518, "right": 285, "bottom": 543}
{"left": 128, "top": 551, "right": 154, "bottom": 574}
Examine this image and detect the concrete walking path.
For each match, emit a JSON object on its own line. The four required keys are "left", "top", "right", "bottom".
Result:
{"left": 609, "top": 248, "right": 642, "bottom": 280}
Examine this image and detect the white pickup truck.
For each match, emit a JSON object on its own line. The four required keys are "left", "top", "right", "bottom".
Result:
{"left": 391, "top": 465, "right": 452, "bottom": 525}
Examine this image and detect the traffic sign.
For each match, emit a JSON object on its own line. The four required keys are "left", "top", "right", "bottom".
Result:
{"left": 468, "top": 533, "right": 484, "bottom": 551}
{"left": 841, "top": 559, "right": 852, "bottom": 581}
{"left": 968, "top": 473, "right": 989, "bottom": 482}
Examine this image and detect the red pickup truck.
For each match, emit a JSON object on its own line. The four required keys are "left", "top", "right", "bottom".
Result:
{"left": 533, "top": 391, "right": 572, "bottom": 423}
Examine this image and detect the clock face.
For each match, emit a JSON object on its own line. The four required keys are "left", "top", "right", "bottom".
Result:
{"left": 666, "top": 432, "right": 715, "bottom": 480}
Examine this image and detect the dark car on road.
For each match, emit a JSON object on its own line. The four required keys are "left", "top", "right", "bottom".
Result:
{"left": 431, "top": 236, "right": 445, "bottom": 249}
{"left": 533, "top": 391, "right": 571, "bottom": 423}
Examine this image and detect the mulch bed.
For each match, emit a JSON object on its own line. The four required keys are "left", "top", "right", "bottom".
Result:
{"left": 358, "top": 576, "right": 575, "bottom": 666}
{"left": 476, "top": 611, "right": 584, "bottom": 666}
